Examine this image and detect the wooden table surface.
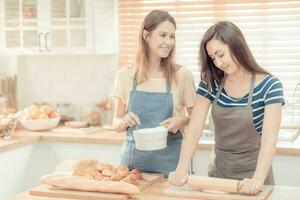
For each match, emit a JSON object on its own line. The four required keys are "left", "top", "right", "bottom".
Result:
{"left": 8, "top": 180, "right": 300, "bottom": 200}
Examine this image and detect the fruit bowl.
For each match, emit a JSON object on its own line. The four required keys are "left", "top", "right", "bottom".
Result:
{"left": 19, "top": 117, "right": 60, "bottom": 131}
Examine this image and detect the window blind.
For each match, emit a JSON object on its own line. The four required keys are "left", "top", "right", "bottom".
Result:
{"left": 118, "top": 0, "right": 300, "bottom": 129}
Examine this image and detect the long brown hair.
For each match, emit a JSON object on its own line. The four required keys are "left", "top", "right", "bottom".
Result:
{"left": 199, "top": 21, "right": 268, "bottom": 91}
{"left": 135, "top": 10, "right": 179, "bottom": 84}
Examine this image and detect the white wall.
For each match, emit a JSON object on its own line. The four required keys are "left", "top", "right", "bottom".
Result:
{"left": 0, "top": 0, "right": 4, "bottom": 48}
{"left": 0, "top": 55, "right": 17, "bottom": 75}
{"left": 17, "top": 55, "right": 118, "bottom": 119}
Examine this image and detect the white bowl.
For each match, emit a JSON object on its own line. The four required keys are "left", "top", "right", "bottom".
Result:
{"left": 20, "top": 117, "right": 60, "bottom": 131}
{"left": 133, "top": 126, "right": 168, "bottom": 151}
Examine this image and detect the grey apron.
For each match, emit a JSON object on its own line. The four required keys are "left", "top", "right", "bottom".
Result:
{"left": 120, "top": 73, "right": 183, "bottom": 177}
{"left": 208, "top": 73, "right": 274, "bottom": 185}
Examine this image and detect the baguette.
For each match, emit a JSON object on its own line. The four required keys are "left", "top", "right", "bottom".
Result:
{"left": 41, "top": 174, "right": 140, "bottom": 195}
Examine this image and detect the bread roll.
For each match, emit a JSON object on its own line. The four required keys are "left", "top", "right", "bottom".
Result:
{"left": 127, "top": 173, "right": 138, "bottom": 181}
{"left": 102, "top": 168, "right": 115, "bottom": 177}
{"left": 121, "top": 177, "right": 133, "bottom": 184}
{"left": 117, "top": 165, "right": 130, "bottom": 177}
{"left": 130, "top": 169, "right": 143, "bottom": 180}
{"left": 96, "top": 163, "right": 106, "bottom": 172}
{"left": 111, "top": 173, "right": 122, "bottom": 181}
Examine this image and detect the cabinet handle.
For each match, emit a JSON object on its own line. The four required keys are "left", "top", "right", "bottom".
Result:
{"left": 45, "top": 32, "right": 50, "bottom": 52}
{"left": 38, "top": 32, "right": 43, "bottom": 52}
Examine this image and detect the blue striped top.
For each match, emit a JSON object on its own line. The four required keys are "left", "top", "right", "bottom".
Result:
{"left": 196, "top": 74, "right": 285, "bottom": 134}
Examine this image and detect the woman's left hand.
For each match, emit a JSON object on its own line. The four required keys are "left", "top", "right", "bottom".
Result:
{"left": 238, "top": 178, "right": 264, "bottom": 195}
{"left": 159, "top": 116, "right": 187, "bottom": 134}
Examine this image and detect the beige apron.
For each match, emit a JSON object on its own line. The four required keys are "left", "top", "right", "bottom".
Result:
{"left": 208, "top": 73, "right": 274, "bottom": 185}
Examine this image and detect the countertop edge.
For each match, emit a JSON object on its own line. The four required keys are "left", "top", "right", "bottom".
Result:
{"left": 1, "top": 128, "right": 300, "bottom": 155}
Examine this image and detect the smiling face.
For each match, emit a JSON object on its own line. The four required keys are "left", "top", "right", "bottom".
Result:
{"left": 206, "top": 39, "right": 240, "bottom": 74}
{"left": 144, "top": 20, "right": 175, "bottom": 59}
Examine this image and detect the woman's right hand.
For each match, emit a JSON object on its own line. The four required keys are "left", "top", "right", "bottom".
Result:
{"left": 168, "top": 170, "right": 188, "bottom": 186}
{"left": 122, "top": 112, "right": 140, "bottom": 127}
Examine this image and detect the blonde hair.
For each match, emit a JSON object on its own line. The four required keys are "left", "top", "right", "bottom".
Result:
{"left": 135, "top": 10, "right": 180, "bottom": 84}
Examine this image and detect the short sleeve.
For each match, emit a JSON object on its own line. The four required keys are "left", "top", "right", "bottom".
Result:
{"left": 264, "top": 77, "right": 285, "bottom": 106}
{"left": 182, "top": 70, "right": 196, "bottom": 108}
{"left": 111, "top": 68, "right": 127, "bottom": 104}
{"left": 196, "top": 80, "right": 214, "bottom": 102}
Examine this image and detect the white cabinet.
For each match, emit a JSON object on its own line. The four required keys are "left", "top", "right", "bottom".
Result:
{"left": 0, "top": 0, "right": 94, "bottom": 54}
{"left": 93, "top": 0, "right": 117, "bottom": 54}
{"left": 191, "top": 148, "right": 300, "bottom": 187}
{"left": 0, "top": 144, "right": 34, "bottom": 200}
{"left": 0, "top": 142, "right": 122, "bottom": 200}
{"left": 0, "top": 0, "right": 40, "bottom": 54}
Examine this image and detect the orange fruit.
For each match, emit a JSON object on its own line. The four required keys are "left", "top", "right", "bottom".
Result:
{"left": 39, "top": 113, "right": 49, "bottom": 119}
{"left": 30, "top": 109, "right": 41, "bottom": 119}
{"left": 49, "top": 111, "right": 60, "bottom": 118}
{"left": 40, "top": 105, "right": 54, "bottom": 115}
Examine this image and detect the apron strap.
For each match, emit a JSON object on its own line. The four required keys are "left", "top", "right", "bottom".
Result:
{"left": 247, "top": 73, "right": 256, "bottom": 107}
{"left": 213, "top": 75, "right": 227, "bottom": 105}
{"left": 166, "top": 80, "right": 171, "bottom": 93}
{"left": 132, "top": 72, "right": 138, "bottom": 91}
{"left": 213, "top": 73, "right": 255, "bottom": 106}
{"left": 132, "top": 71, "right": 172, "bottom": 93}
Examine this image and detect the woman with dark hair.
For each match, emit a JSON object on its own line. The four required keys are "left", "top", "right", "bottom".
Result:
{"left": 112, "top": 10, "right": 196, "bottom": 177}
{"left": 169, "top": 21, "right": 284, "bottom": 195}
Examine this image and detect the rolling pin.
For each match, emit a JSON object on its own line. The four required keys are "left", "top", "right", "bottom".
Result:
{"left": 187, "top": 175, "right": 240, "bottom": 193}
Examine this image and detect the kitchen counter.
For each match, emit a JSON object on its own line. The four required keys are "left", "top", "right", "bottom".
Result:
{"left": 0, "top": 127, "right": 125, "bottom": 152}
{"left": 2, "top": 128, "right": 300, "bottom": 199}
{"left": 1, "top": 127, "right": 300, "bottom": 155}
{"left": 8, "top": 180, "right": 300, "bottom": 200}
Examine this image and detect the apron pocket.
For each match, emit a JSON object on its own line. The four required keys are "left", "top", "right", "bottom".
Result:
{"left": 215, "top": 148, "right": 259, "bottom": 174}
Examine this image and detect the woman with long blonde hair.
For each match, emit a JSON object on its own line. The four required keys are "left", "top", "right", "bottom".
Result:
{"left": 112, "top": 10, "right": 196, "bottom": 176}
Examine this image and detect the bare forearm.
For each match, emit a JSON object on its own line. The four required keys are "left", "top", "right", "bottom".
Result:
{"left": 254, "top": 135, "right": 277, "bottom": 182}
{"left": 181, "top": 116, "right": 190, "bottom": 127}
{"left": 113, "top": 117, "right": 128, "bottom": 132}
{"left": 177, "top": 125, "right": 204, "bottom": 172}
{"left": 176, "top": 96, "right": 210, "bottom": 173}
{"left": 254, "top": 104, "right": 282, "bottom": 182}
{"left": 113, "top": 98, "right": 129, "bottom": 132}
{"left": 181, "top": 107, "right": 193, "bottom": 127}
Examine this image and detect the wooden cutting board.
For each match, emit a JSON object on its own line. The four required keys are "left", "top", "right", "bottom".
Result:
{"left": 163, "top": 185, "right": 273, "bottom": 200}
{"left": 30, "top": 173, "right": 163, "bottom": 200}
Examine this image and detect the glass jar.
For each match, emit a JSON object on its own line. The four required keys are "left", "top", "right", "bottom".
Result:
{"left": 0, "top": 97, "right": 8, "bottom": 113}
{"left": 56, "top": 102, "right": 74, "bottom": 123}
{"left": 80, "top": 104, "right": 101, "bottom": 126}
{"left": 0, "top": 114, "right": 18, "bottom": 139}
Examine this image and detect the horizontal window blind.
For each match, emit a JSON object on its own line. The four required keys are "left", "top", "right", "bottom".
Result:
{"left": 118, "top": 0, "right": 300, "bottom": 129}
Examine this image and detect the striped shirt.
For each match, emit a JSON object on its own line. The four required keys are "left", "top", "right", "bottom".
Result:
{"left": 196, "top": 74, "right": 285, "bottom": 134}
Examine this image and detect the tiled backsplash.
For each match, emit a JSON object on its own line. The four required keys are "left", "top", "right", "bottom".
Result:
{"left": 17, "top": 55, "right": 118, "bottom": 119}
{"left": 0, "top": 55, "right": 17, "bottom": 75}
